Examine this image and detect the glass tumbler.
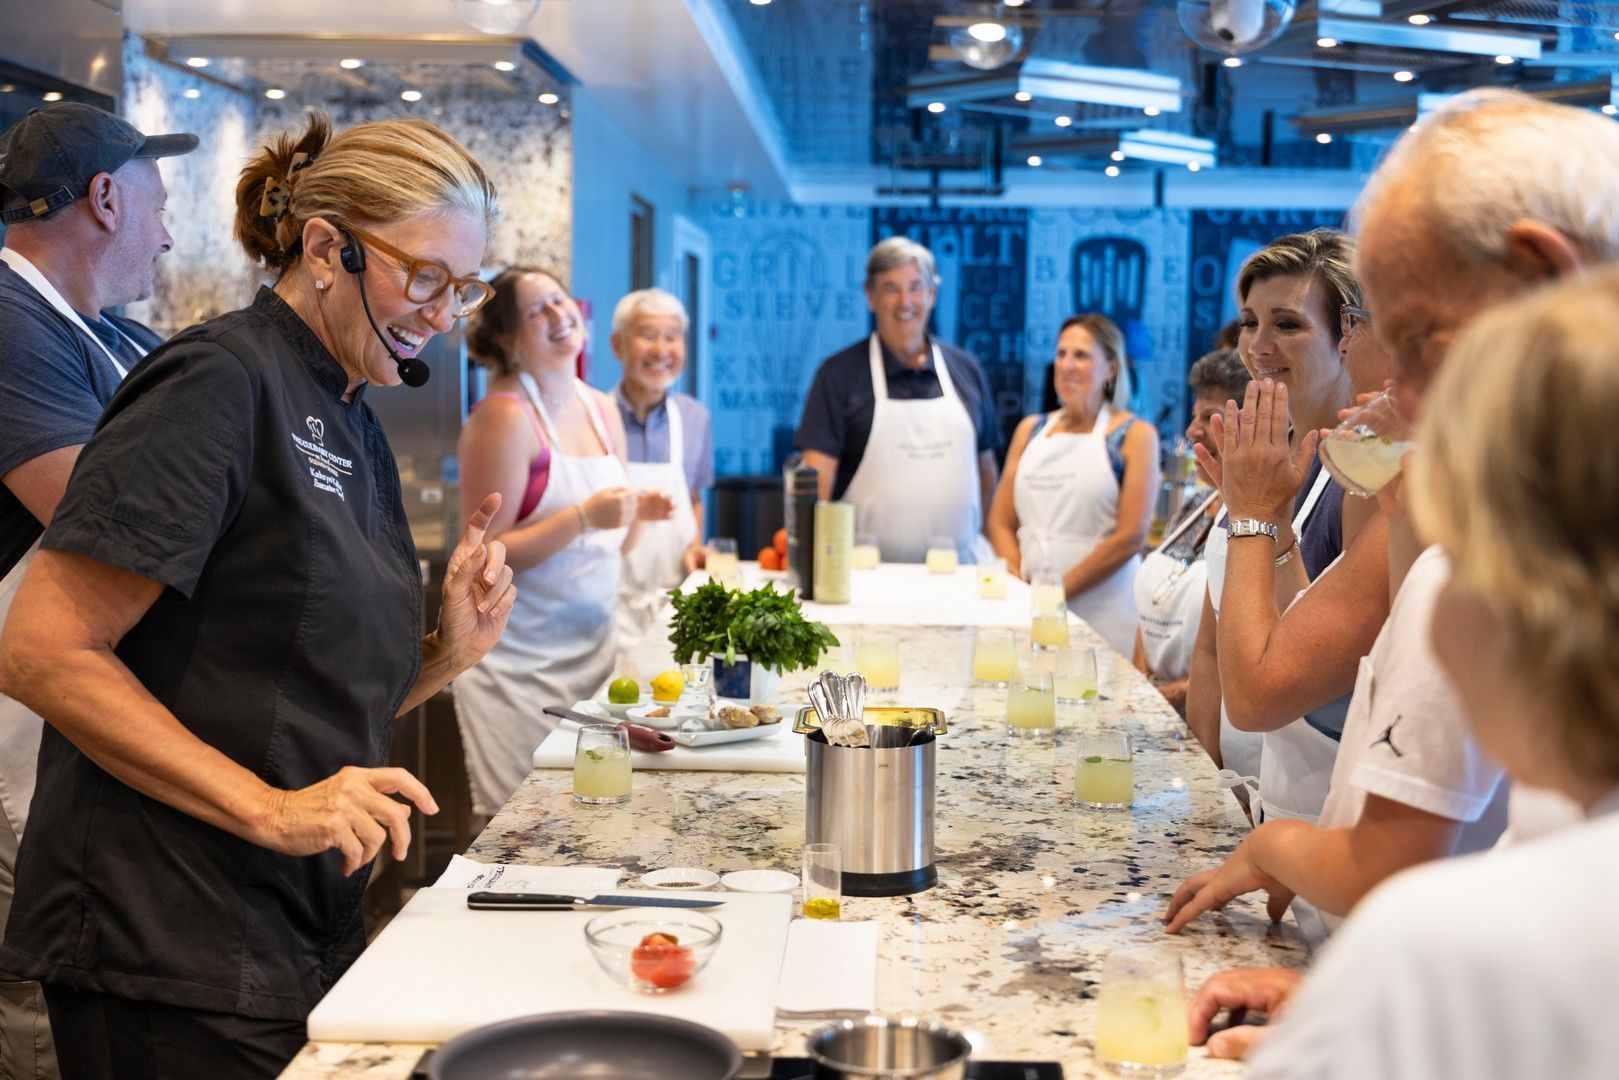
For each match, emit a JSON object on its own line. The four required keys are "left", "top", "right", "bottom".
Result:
{"left": 573, "top": 723, "right": 632, "bottom": 805}
{"left": 1094, "top": 946, "right": 1188, "bottom": 1077}
{"left": 802, "top": 843, "right": 842, "bottom": 921}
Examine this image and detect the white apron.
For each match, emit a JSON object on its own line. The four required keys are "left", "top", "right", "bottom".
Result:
{"left": 1012, "top": 404, "right": 1141, "bottom": 655}
{"left": 1133, "top": 489, "right": 1219, "bottom": 682}
{"left": 454, "top": 375, "right": 629, "bottom": 815}
{"left": 1207, "top": 466, "right": 1341, "bottom": 825}
{"left": 0, "top": 248, "right": 139, "bottom": 841}
{"left": 614, "top": 393, "right": 696, "bottom": 651}
{"left": 842, "top": 334, "right": 985, "bottom": 565}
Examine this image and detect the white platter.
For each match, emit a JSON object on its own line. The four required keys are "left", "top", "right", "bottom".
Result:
{"left": 671, "top": 722, "right": 786, "bottom": 748}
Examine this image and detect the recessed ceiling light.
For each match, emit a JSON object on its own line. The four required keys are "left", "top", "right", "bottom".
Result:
{"left": 494, "top": 60, "right": 516, "bottom": 72}
{"left": 1110, "top": 150, "right": 1125, "bottom": 161}
{"left": 1187, "top": 161, "right": 1202, "bottom": 172}
{"left": 1604, "top": 104, "right": 1617, "bottom": 115}
{"left": 1316, "top": 132, "right": 1333, "bottom": 144}
{"left": 339, "top": 58, "right": 364, "bottom": 70}
{"left": 185, "top": 57, "right": 209, "bottom": 68}
{"left": 926, "top": 101, "right": 946, "bottom": 114}
{"left": 183, "top": 87, "right": 201, "bottom": 99}
{"left": 1614, "top": 31, "right": 1619, "bottom": 41}
{"left": 1143, "top": 106, "right": 1160, "bottom": 117}
{"left": 0, "top": 85, "right": 13, "bottom": 93}
{"left": 264, "top": 88, "right": 285, "bottom": 100}
{"left": 1014, "top": 91, "right": 1032, "bottom": 102}
{"left": 749, "top": 0, "right": 770, "bottom": 5}
{"left": 1408, "top": 13, "right": 1432, "bottom": 25}
{"left": 1026, "top": 155, "right": 1043, "bottom": 167}
{"left": 1495, "top": 54, "right": 1515, "bottom": 64}
{"left": 1104, "top": 165, "right": 1121, "bottom": 177}
{"left": 1004, "top": 0, "right": 1026, "bottom": 6}
{"left": 41, "top": 91, "right": 63, "bottom": 102}
{"left": 1222, "top": 57, "right": 1243, "bottom": 68}
{"left": 400, "top": 89, "right": 422, "bottom": 102}
{"left": 1393, "top": 70, "right": 1415, "bottom": 82}
{"left": 1055, "top": 115, "right": 1072, "bottom": 127}
{"left": 1316, "top": 37, "right": 1337, "bottom": 48}
{"left": 967, "top": 22, "right": 1007, "bottom": 43}
{"left": 538, "top": 92, "right": 560, "bottom": 105}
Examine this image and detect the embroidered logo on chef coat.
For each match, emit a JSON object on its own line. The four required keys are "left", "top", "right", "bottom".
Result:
{"left": 1371, "top": 716, "right": 1405, "bottom": 758}
{"left": 292, "top": 414, "right": 353, "bottom": 502}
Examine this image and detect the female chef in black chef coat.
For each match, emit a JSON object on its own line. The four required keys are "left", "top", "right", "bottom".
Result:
{"left": 0, "top": 112, "right": 514, "bottom": 1078}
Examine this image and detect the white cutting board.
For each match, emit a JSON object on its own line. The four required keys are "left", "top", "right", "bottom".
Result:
{"left": 532, "top": 725, "right": 806, "bottom": 773}
{"left": 307, "top": 888, "right": 792, "bottom": 1049}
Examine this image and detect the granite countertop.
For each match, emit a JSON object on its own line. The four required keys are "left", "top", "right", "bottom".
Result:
{"left": 283, "top": 583, "right": 1307, "bottom": 1079}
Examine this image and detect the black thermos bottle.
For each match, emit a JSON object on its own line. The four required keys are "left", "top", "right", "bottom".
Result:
{"left": 783, "top": 455, "right": 818, "bottom": 599}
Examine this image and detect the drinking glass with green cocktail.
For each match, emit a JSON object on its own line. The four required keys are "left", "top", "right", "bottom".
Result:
{"left": 1005, "top": 650, "right": 1056, "bottom": 738}
{"left": 1076, "top": 730, "right": 1133, "bottom": 809}
{"left": 1053, "top": 645, "right": 1099, "bottom": 705}
{"left": 1094, "top": 946, "right": 1188, "bottom": 1077}
{"left": 574, "top": 723, "right": 631, "bottom": 805}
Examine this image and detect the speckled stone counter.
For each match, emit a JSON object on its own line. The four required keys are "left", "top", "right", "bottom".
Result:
{"left": 283, "top": 587, "right": 1307, "bottom": 1079}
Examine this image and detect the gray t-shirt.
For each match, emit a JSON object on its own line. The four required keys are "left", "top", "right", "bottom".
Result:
{"left": 0, "top": 261, "right": 159, "bottom": 576}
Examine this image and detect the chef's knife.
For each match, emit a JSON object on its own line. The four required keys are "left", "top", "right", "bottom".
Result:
{"left": 542, "top": 706, "right": 677, "bottom": 752}
{"left": 466, "top": 891, "right": 723, "bottom": 911}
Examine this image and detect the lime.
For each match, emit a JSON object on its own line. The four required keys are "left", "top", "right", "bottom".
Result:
{"left": 607, "top": 677, "right": 640, "bottom": 704}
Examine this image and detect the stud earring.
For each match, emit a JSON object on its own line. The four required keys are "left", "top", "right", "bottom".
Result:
{"left": 315, "top": 280, "right": 327, "bottom": 292}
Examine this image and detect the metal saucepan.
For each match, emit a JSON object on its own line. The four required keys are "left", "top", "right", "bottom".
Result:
{"left": 806, "top": 1015, "right": 972, "bottom": 1080}
{"left": 424, "top": 1010, "right": 743, "bottom": 1080}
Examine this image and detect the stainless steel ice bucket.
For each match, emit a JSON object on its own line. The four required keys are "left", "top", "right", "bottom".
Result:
{"left": 804, "top": 726, "right": 937, "bottom": 897}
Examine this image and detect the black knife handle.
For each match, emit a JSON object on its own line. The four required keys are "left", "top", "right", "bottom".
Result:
{"left": 466, "top": 891, "right": 582, "bottom": 910}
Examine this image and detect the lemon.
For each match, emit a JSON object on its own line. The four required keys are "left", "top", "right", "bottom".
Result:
{"left": 650, "top": 669, "right": 686, "bottom": 703}
{"left": 607, "top": 677, "right": 640, "bottom": 704}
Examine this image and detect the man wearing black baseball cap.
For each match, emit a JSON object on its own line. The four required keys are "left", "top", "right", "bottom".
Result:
{"left": 0, "top": 101, "right": 195, "bottom": 1079}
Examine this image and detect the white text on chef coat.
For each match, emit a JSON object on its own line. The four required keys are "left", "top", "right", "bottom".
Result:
{"left": 291, "top": 422, "right": 353, "bottom": 502}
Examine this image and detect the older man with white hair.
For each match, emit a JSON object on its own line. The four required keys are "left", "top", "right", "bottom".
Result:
{"left": 1178, "top": 87, "right": 1619, "bottom": 1073}
{"left": 610, "top": 287, "right": 713, "bottom": 646}
{"left": 795, "top": 236, "right": 1000, "bottom": 564}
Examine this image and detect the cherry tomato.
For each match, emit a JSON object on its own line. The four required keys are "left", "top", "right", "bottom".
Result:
{"left": 631, "top": 932, "right": 696, "bottom": 989}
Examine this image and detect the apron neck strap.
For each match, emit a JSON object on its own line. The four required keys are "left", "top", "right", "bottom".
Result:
{"left": 518, "top": 371, "right": 611, "bottom": 452}
{"left": 868, "top": 333, "right": 953, "bottom": 403}
{"left": 0, "top": 247, "right": 141, "bottom": 378}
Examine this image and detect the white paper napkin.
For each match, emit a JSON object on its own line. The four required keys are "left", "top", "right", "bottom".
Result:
{"left": 432, "top": 854, "right": 622, "bottom": 894}
{"left": 774, "top": 918, "right": 880, "bottom": 1021}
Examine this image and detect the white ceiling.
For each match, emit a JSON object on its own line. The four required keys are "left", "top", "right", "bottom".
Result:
{"left": 123, "top": 0, "right": 791, "bottom": 198}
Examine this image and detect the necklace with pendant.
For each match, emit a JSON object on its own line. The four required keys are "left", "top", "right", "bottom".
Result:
{"left": 536, "top": 379, "right": 575, "bottom": 410}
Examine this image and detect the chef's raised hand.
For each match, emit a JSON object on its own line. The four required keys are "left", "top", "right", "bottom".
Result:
{"left": 259, "top": 765, "right": 438, "bottom": 876}
{"left": 1187, "top": 966, "right": 1302, "bottom": 1059}
{"left": 438, "top": 492, "right": 517, "bottom": 670}
{"left": 1218, "top": 379, "right": 1318, "bottom": 523}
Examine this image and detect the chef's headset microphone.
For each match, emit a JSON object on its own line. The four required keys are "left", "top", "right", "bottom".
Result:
{"left": 338, "top": 228, "right": 431, "bottom": 388}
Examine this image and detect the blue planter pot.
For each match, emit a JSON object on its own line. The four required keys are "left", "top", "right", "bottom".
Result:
{"left": 711, "top": 656, "right": 780, "bottom": 704}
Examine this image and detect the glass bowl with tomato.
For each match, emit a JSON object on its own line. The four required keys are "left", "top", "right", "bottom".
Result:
{"left": 583, "top": 910, "right": 722, "bottom": 993}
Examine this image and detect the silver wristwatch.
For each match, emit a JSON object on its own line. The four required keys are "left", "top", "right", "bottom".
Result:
{"left": 1225, "top": 517, "right": 1279, "bottom": 542}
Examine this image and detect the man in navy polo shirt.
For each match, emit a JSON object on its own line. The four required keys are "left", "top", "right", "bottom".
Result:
{"left": 795, "top": 236, "right": 1000, "bottom": 564}
{"left": 0, "top": 101, "right": 195, "bottom": 1077}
